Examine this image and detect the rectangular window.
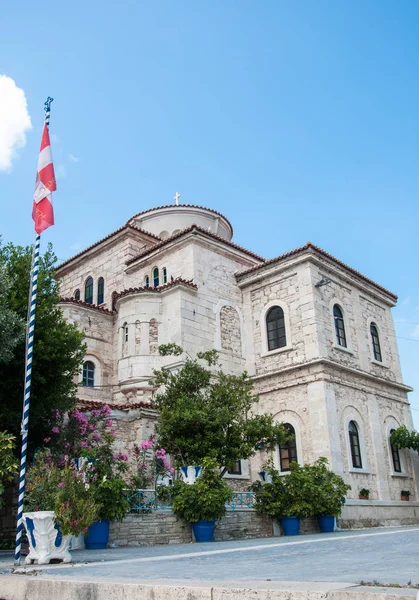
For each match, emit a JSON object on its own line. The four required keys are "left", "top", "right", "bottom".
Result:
{"left": 227, "top": 460, "right": 242, "bottom": 475}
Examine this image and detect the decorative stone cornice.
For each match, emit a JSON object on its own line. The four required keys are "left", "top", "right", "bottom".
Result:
{"left": 236, "top": 242, "right": 397, "bottom": 302}
{"left": 125, "top": 225, "right": 265, "bottom": 267}
{"left": 59, "top": 297, "right": 115, "bottom": 314}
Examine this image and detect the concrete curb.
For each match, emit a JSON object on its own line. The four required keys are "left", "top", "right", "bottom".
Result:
{"left": 1, "top": 576, "right": 418, "bottom": 600}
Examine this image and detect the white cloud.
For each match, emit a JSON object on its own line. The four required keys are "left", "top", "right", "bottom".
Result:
{"left": 0, "top": 75, "right": 32, "bottom": 171}
{"left": 70, "top": 242, "right": 82, "bottom": 252}
{"left": 68, "top": 153, "right": 80, "bottom": 163}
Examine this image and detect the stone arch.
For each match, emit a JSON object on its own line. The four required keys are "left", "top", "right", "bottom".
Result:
{"left": 135, "top": 320, "right": 141, "bottom": 354}
{"left": 220, "top": 305, "right": 242, "bottom": 356}
{"left": 149, "top": 318, "right": 158, "bottom": 354}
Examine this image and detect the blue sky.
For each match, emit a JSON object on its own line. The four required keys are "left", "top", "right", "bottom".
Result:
{"left": 1, "top": 1, "right": 419, "bottom": 425}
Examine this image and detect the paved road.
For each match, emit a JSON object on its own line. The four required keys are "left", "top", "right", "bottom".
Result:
{"left": 2, "top": 527, "right": 419, "bottom": 586}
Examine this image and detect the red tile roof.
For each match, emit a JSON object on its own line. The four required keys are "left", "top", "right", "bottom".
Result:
{"left": 59, "top": 297, "right": 115, "bottom": 314}
{"left": 55, "top": 224, "right": 160, "bottom": 273}
{"left": 114, "top": 278, "right": 197, "bottom": 301}
{"left": 77, "top": 398, "right": 157, "bottom": 411}
{"left": 126, "top": 225, "right": 265, "bottom": 266}
{"left": 236, "top": 242, "right": 397, "bottom": 300}
{"left": 126, "top": 203, "right": 234, "bottom": 235}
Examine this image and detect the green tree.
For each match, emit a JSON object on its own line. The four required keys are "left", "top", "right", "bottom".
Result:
{"left": 0, "top": 431, "right": 18, "bottom": 509}
{"left": 390, "top": 426, "right": 419, "bottom": 452}
{"left": 0, "top": 241, "right": 86, "bottom": 451}
{"left": 0, "top": 262, "right": 25, "bottom": 364}
{"left": 152, "top": 345, "right": 289, "bottom": 474}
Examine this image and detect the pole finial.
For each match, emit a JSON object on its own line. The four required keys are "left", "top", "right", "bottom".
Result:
{"left": 44, "top": 97, "right": 54, "bottom": 127}
{"left": 44, "top": 97, "right": 54, "bottom": 113}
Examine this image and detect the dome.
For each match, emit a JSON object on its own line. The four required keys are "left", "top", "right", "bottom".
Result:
{"left": 128, "top": 204, "right": 233, "bottom": 241}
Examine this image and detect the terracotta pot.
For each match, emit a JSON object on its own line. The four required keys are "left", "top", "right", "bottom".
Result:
{"left": 401, "top": 495, "right": 410, "bottom": 501}
{"left": 359, "top": 494, "right": 369, "bottom": 500}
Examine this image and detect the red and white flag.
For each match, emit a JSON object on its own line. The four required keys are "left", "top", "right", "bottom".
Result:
{"left": 32, "top": 123, "right": 56, "bottom": 234}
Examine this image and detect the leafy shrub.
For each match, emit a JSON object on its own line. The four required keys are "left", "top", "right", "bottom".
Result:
{"left": 157, "top": 458, "right": 232, "bottom": 522}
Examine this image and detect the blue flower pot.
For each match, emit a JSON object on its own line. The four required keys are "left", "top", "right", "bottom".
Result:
{"left": 192, "top": 520, "right": 216, "bottom": 542}
{"left": 84, "top": 520, "right": 110, "bottom": 549}
{"left": 280, "top": 516, "right": 300, "bottom": 536}
{"left": 317, "top": 515, "right": 335, "bottom": 533}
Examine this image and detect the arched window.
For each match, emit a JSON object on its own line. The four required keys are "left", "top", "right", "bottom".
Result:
{"left": 266, "top": 306, "right": 286, "bottom": 351}
{"left": 162, "top": 267, "right": 167, "bottom": 284}
{"left": 370, "top": 323, "right": 382, "bottom": 362}
{"left": 390, "top": 429, "right": 401, "bottom": 473}
{"left": 152, "top": 267, "right": 159, "bottom": 288}
{"left": 333, "top": 304, "right": 347, "bottom": 348}
{"left": 74, "top": 289, "right": 80, "bottom": 300}
{"left": 349, "top": 421, "right": 362, "bottom": 468}
{"left": 144, "top": 275, "right": 150, "bottom": 288}
{"left": 97, "top": 277, "right": 104, "bottom": 305}
{"left": 279, "top": 424, "right": 298, "bottom": 472}
{"left": 85, "top": 277, "right": 94, "bottom": 304}
{"left": 82, "top": 361, "right": 95, "bottom": 387}
{"left": 123, "top": 322, "right": 129, "bottom": 343}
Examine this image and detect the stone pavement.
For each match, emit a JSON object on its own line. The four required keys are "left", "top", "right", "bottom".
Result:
{"left": 1, "top": 526, "right": 419, "bottom": 599}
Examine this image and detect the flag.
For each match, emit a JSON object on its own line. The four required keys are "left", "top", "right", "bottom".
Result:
{"left": 32, "top": 123, "right": 56, "bottom": 234}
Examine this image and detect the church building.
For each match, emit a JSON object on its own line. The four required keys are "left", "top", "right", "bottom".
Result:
{"left": 56, "top": 202, "right": 419, "bottom": 527}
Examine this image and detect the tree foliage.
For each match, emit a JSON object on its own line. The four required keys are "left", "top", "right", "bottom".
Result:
{"left": 251, "top": 458, "right": 350, "bottom": 519}
{"left": 0, "top": 262, "right": 25, "bottom": 364}
{"left": 157, "top": 457, "right": 232, "bottom": 522}
{"left": 151, "top": 345, "right": 289, "bottom": 471}
{"left": 390, "top": 426, "right": 419, "bottom": 452}
{"left": 0, "top": 242, "right": 86, "bottom": 451}
{"left": 0, "top": 431, "right": 18, "bottom": 509}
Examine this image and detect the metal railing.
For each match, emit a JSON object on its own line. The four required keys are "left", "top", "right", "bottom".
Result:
{"left": 125, "top": 490, "right": 256, "bottom": 513}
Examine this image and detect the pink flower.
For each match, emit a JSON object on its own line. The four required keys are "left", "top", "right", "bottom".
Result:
{"left": 43, "top": 437, "right": 51, "bottom": 443}
{"left": 88, "top": 424, "right": 95, "bottom": 431}
{"left": 105, "top": 420, "right": 113, "bottom": 428}
{"left": 169, "top": 467, "right": 175, "bottom": 474}
{"left": 58, "top": 482, "right": 65, "bottom": 488}
{"left": 109, "top": 431, "right": 116, "bottom": 438}
{"left": 101, "top": 405, "right": 111, "bottom": 416}
{"left": 140, "top": 440, "right": 153, "bottom": 450}
{"left": 51, "top": 426, "right": 60, "bottom": 434}
{"left": 119, "top": 454, "right": 128, "bottom": 462}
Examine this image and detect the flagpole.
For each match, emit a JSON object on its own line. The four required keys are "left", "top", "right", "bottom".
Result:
{"left": 14, "top": 97, "right": 54, "bottom": 564}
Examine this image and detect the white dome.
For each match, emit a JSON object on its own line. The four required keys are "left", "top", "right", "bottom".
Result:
{"left": 128, "top": 205, "right": 233, "bottom": 241}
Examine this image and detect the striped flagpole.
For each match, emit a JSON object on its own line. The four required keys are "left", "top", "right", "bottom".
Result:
{"left": 14, "top": 97, "right": 53, "bottom": 564}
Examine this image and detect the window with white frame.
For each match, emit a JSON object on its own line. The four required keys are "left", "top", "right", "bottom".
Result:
{"left": 389, "top": 429, "right": 402, "bottom": 473}
{"left": 266, "top": 306, "right": 287, "bottom": 351}
{"left": 370, "top": 323, "right": 382, "bottom": 362}
{"left": 82, "top": 361, "right": 95, "bottom": 387}
{"left": 348, "top": 420, "right": 362, "bottom": 468}
{"left": 279, "top": 423, "right": 298, "bottom": 471}
{"left": 152, "top": 267, "right": 159, "bottom": 288}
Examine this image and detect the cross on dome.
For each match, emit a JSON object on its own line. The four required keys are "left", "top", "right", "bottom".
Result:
{"left": 174, "top": 192, "right": 181, "bottom": 206}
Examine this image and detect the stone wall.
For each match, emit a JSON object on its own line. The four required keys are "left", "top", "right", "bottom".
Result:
{"left": 220, "top": 306, "right": 241, "bottom": 356}
{"left": 109, "top": 510, "right": 273, "bottom": 546}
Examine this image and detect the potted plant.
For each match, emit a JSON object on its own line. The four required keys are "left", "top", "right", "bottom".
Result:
{"left": 251, "top": 460, "right": 315, "bottom": 536}
{"left": 401, "top": 490, "right": 410, "bottom": 501}
{"left": 309, "top": 458, "right": 351, "bottom": 532}
{"left": 359, "top": 488, "right": 370, "bottom": 500}
{"left": 23, "top": 451, "right": 97, "bottom": 564}
{"left": 158, "top": 458, "right": 232, "bottom": 542}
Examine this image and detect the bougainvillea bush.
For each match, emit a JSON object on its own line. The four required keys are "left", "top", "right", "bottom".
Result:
{"left": 44, "top": 405, "right": 130, "bottom": 523}
{"left": 131, "top": 439, "right": 174, "bottom": 490}
{"left": 24, "top": 451, "right": 98, "bottom": 535}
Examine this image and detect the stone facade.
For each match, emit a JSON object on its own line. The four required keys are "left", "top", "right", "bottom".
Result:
{"left": 55, "top": 204, "right": 419, "bottom": 527}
